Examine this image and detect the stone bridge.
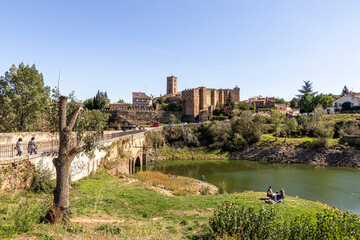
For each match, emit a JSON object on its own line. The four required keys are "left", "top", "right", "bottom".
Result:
{"left": 0, "top": 130, "right": 151, "bottom": 182}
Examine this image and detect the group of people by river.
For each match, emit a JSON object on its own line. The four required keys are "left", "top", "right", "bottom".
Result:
{"left": 266, "top": 186, "right": 285, "bottom": 204}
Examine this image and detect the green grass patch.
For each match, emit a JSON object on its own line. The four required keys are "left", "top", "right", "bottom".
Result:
{"left": 157, "top": 146, "right": 228, "bottom": 160}
{"left": 0, "top": 172, "right": 326, "bottom": 239}
{"left": 259, "top": 134, "right": 340, "bottom": 147}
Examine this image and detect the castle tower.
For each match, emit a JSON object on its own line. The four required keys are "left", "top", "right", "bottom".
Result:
{"left": 167, "top": 76, "right": 177, "bottom": 95}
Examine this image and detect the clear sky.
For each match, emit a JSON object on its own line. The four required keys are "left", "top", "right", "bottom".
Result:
{"left": 1, "top": 0, "right": 359, "bottom": 103}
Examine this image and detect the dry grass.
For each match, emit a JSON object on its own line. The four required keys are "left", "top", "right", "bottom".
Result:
{"left": 133, "top": 171, "right": 218, "bottom": 196}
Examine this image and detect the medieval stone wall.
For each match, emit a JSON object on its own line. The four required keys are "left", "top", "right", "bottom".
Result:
{"left": 181, "top": 86, "right": 240, "bottom": 121}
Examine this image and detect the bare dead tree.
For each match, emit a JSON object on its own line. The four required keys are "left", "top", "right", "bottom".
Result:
{"left": 45, "top": 96, "right": 80, "bottom": 223}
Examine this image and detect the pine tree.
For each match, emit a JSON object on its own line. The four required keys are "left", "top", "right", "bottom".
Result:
{"left": 341, "top": 86, "right": 349, "bottom": 97}
{"left": 296, "top": 80, "right": 318, "bottom": 98}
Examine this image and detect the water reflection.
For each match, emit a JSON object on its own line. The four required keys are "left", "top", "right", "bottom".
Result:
{"left": 149, "top": 160, "right": 360, "bottom": 214}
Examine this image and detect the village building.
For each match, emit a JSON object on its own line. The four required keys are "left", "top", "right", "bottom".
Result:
{"left": 132, "top": 92, "right": 152, "bottom": 110}
{"left": 108, "top": 103, "right": 131, "bottom": 110}
{"left": 327, "top": 92, "right": 360, "bottom": 114}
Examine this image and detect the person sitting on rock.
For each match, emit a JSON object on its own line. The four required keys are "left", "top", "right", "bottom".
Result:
{"left": 200, "top": 175, "right": 205, "bottom": 181}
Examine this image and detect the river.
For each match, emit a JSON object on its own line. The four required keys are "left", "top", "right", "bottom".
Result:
{"left": 149, "top": 159, "right": 360, "bottom": 214}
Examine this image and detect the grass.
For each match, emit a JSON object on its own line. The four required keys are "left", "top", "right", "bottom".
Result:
{"left": 157, "top": 147, "right": 228, "bottom": 160}
{"left": 133, "top": 171, "right": 217, "bottom": 196}
{"left": 0, "top": 171, "right": 325, "bottom": 239}
{"left": 259, "top": 134, "right": 340, "bottom": 147}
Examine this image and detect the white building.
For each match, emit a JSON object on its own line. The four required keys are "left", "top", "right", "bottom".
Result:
{"left": 329, "top": 92, "right": 360, "bottom": 113}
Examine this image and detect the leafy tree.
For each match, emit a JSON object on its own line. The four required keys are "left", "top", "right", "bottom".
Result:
{"left": 45, "top": 96, "right": 109, "bottom": 223}
{"left": 83, "top": 98, "right": 94, "bottom": 109}
{"left": 342, "top": 102, "right": 352, "bottom": 111}
{"left": 310, "top": 106, "right": 334, "bottom": 147}
{"left": 168, "top": 113, "right": 180, "bottom": 123}
{"left": 296, "top": 80, "right": 318, "bottom": 98}
{"left": 284, "top": 117, "right": 298, "bottom": 138}
{"left": 298, "top": 93, "right": 314, "bottom": 113}
{"left": 312, "top": 94, "right": 333, "bottom": 109}
{"left": 92, "top": 90, "right": 109, "bottom": 109}
{"left": 341, "top": 85, "right": 349, "bottom": 96}
{"left": 275, "top": 98, "right": 286, "bottom": 104}
{"left": 166, "top": 102, "right": 177, "bottom": 111}
{"left": 290, "top": 98, "right": 298, "bottom": 108}
{"left": 220, "top": 106, "right": 233, "bottom": 117}
{"left": 225, "top": 93, "right": 235, "bottom": 108}
{"left": 253, "top": 102, "right": 256, "bottom": 112}
{"left": 235, "top": 102, "right": 250, "bottom": 110}
{"left": 157, "top": 97, "right": 164, "bottom": 104}
{"left": 117, "top": 99, "right": 125, "bottom": 103}
{"left": 0, "top": 63, "right": 51, "bottom": 132}
{"left": 270, "top": 110, "right": 283, "bottom": 140}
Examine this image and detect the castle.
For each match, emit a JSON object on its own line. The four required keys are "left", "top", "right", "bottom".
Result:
{"left": 164, "top": 76, "right": 240, "bottom": 121}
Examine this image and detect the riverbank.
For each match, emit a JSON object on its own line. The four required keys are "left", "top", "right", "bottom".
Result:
{"left": 231, "top": 134, "right": 360, "bottom": 167}
{"left": 234, "top": 144, "right": 360, "bottom": 167}
{"left": 151, "top": 134, "right": 360, "bottom": 167}
{"left": 1, "top": 172, "right": 325, "bottom": 239}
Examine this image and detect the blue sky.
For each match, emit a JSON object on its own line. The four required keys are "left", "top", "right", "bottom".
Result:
{"left": 1, "top": 0, "right": 359, "bottom": 103}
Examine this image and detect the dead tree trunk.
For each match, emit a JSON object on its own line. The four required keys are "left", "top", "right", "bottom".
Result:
{"left": 45, "top": 96, "right": 80, "bottom": 223}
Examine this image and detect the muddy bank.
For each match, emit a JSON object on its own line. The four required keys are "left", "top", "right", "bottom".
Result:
{"left": 233, "top": 145, "right": 360, "bottom": 167}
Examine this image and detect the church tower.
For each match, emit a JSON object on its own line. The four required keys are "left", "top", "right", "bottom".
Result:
{"left": 167, "top": 76, "right": 177, "bottom": 95}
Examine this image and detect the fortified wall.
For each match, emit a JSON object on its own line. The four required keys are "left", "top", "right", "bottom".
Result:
{"left": 182, "top": 86, "right": 240, "bottom": 121}
{"left": 103, "top": 109, "right": 182, "bottom": 124}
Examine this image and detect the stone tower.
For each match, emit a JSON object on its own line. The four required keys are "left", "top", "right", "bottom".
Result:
{"left": 167, "top": 76, "right": 177, "bottom": 95}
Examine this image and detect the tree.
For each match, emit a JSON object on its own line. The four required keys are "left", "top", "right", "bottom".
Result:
{"left": 298, "top": 93, "right": 314, "bottom": 113}
{"left": 296, "top": 80, "right": 318, "bottom": 98}
{"left": 92, "top": 90, "right": 109, "bottom": 109}
{"left": 220, "top": 106, "right": 233, "bottom": 117}
{"left": 0, "top": 63, "right": 51, "bottom": 132}
{"left": 235, "top": 102, "right": 250, "bottom": 110}
{"left": 225, "top": 93, "right": 235, "bottom": 108}
{"left": 156, "top": 97, "right": 164, "bottom": 104}
{"left": 275, "top": 98, "right": 286, "bottom": 104}
{"left": 341, "top": 86, "right": 349, "bottom": 97}
{"left": 169, "top": 113, "right": 180, "bottom": 123}
{"left": 290, "top": 98, "right": 298, "bottom": 108}
{"left": 117, "top": 99, "right": 125, "bottom": 103}
{"left": 342, "top": 102, "right": 352, "bottom": 111}
{"left": 270, "top": 110, "right": 283, "bottom": 140}
{"left": 284, "top": 117, "right": 298, "bottom": 138}
{"left": 83, "top": 98, "right": 94, "bottom": 109}
{"left": 45, "top": 96, "right": 109, "bottom": 223}
{"left": 166, "top": 102, "right": 177, "bottom": 111}
{"left": 312, "top": 94, "right": 333, "bottom": 109}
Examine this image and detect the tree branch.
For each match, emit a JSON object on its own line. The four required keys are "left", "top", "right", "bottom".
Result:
{"left": 68, "top": 106, "right": 81, "bottom": 131}
{"left": 59, "top": 96, "right": 68, "bottom": 131}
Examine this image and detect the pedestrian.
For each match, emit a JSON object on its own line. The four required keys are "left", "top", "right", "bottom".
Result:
{"left": 16, "top": 138, "right": 23, "bottom": 156}
{"left": 28, "top": 137, "right": 37, "bottom": 155}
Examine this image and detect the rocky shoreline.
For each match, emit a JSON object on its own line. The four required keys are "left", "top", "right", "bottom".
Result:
{"left": 234, "top": 145, "right": 360, "bottom": 167}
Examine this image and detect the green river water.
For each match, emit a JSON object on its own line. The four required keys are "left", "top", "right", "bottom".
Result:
{"left": 149, "top": 159, "right": 360, "bottom": 214}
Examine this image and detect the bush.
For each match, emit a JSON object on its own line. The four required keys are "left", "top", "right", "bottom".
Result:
{"left": 209, "top": 202, "right": 360, "bottom": 239}
{"left": 199, "top": 186, "right": 210, "bottom": 195}
{"left": 96, "top": 224, "right": 121, "bottom": 234}
{"left": 218, "top": 181, "right": 227, "bottom": 194}
{"left": 31, "top": 160, "right": 54, "bottom": 193}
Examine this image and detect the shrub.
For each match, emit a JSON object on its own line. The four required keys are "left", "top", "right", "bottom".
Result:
{"left": 31, "top": 160, "right": 54, "bottom": 193}
{"left": 209, "top": 202, "right": 360, "bottom": 239}
{"left": 199, "top": 186, "right": 210, "bottom": 195}
{"left": 95, "top": 224, "right": 121, "bottom": 234}
{"left": 218, "top": 181, "right": 227, "bottom": 194}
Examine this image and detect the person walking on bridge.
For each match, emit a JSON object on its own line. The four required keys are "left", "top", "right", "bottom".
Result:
{"left": 15, "top": 138, "right": 23, "bottom": 156}
{"left": 28, "top": 137, "right": 37, "bottom": 155}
